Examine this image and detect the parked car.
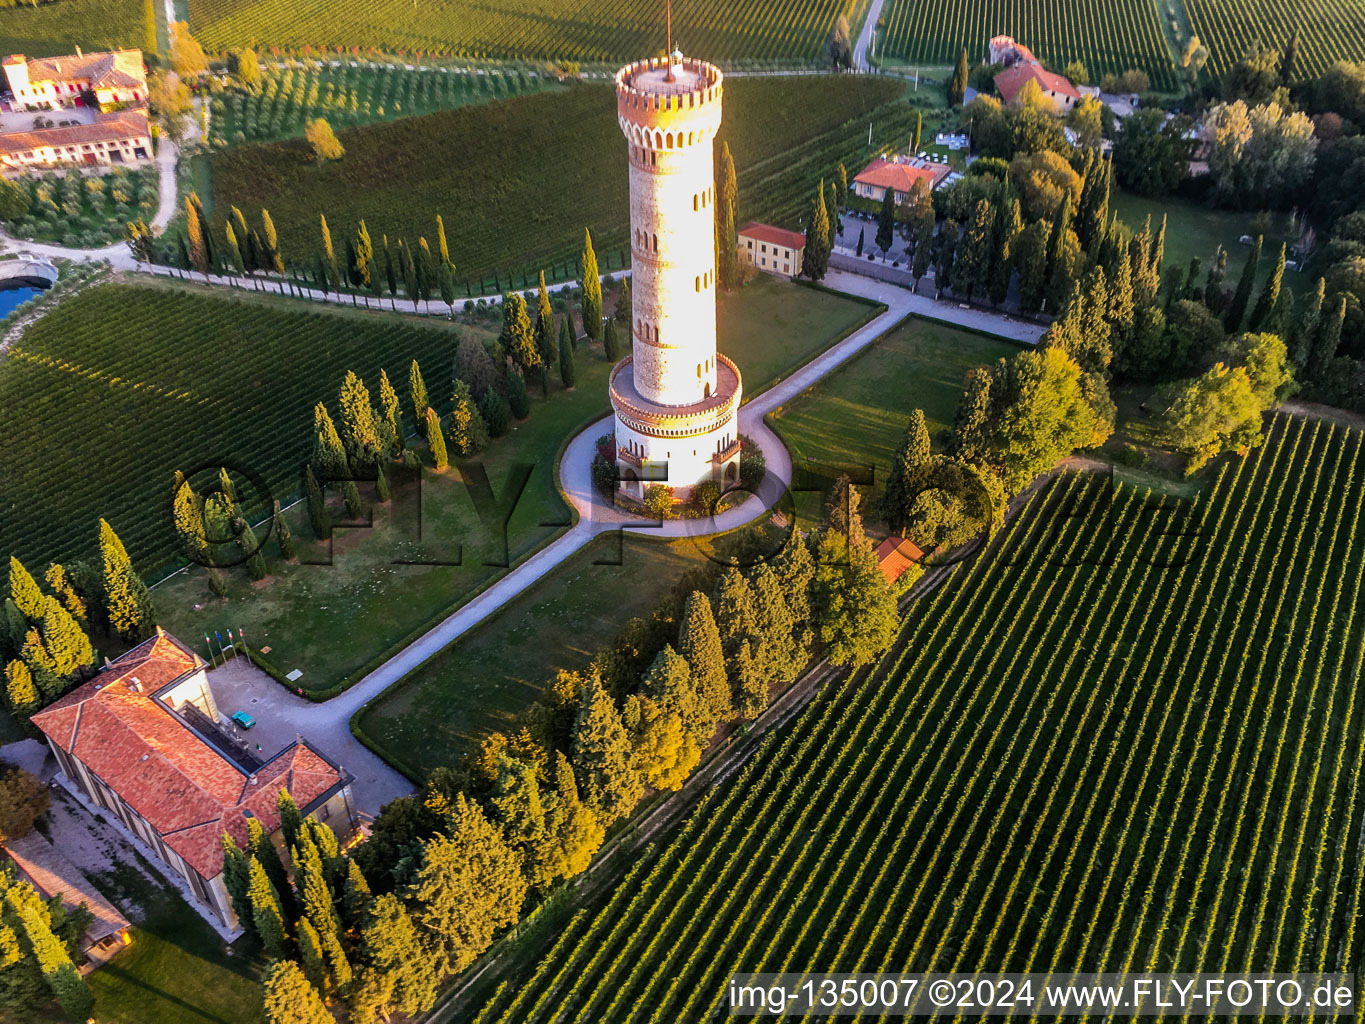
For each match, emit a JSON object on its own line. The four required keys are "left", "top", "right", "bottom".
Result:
{"left": 231, "top": 710, "right": 255, "bottom": 729}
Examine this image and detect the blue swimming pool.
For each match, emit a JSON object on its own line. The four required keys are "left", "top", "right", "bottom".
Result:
{"left": 0, "top": 285, "right": 42, "bottom": 318}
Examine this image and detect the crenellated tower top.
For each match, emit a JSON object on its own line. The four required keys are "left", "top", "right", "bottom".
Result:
{"left": 615, "top": 55, "right": 723, "bottom": 141}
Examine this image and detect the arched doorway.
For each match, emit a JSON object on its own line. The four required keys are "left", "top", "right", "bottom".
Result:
{"left": 724, "top": 461, "right": 737, "bottom": 483}
{"left": 623, "top": 467, "right": 640, "bottom": 499}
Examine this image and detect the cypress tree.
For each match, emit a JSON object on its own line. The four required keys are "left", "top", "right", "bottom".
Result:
{"left": 277, "top": 790, "right": 304, "bottom": 852}
{"left": 219, "top": 833, "right": 254, "bottom": 930}
{"left": 1205, "top": 245, "right": 1229, "bottom": 311}
{"left": 614, "top": 277, "right": 632, "bottom": 324}
{"left": 1225, "top": 234, "right": 1262, "bottom": 332}
{"left": 270, "top": 501, "right": 296, "bottom": 561}
{"left": 534, "top": 271, "right": 556, "bottom": 396}
{"left": 262, "top": 960, "right": 331, "bottom": 1024}
{"left": 305, "top": 465, "right": 330, "bottom": 540}
{"left": 717, "top": 141, "right": 739, "bottom": 290}
{"left": 949, "top": 47, "right": 969, "bottom": 106}
{"left": 501, "top": 292, "right": 540, "bottom": 380}
{"left": 559, "top": 322, "right": 576, "bottom": 388}
{"left": 356, "top": 893, "right": 439, "bottom": 1018}
{"left": 425, "top": 408, "right": 449, "bottom": 471}
{"left": 677, "top": 591, "right": 729, "bottom": 728}
{"left": 341, "top": 859, "right": 373, "bottom": 933}
{"left": 408, "top": 797, "right": 526, "bottom": 976}
{"left": 480, "top": 388, "right": 510, "bottom": 438}
{"left": 603, "top": 317, "right": 622, "bottom": 361}
{"left": 5, "top": 660, "right": 38, "bottom": 718}
{"left": 856, "top": 227, "right": 865, "bottom": 256}
{"left": 375, "top": 463, "right": 391, "bottom": 503}
{"left": 8, "top": 558, "right": 44, "bottom": 623}
{"left": 580, "top": 229, "right": 603, "bottom": 341}
{"left": 261, "top": 208, "right": 285, "bottom": 274}
{"left": 311, "top": 402, "right": 349, "bottom": 482}
{"left": 956, "top": 199, "right": 995, "bottom": 301}
{"left": 172, "top": 475, "right": 207, "bottom": 561}
{"left": 338, "top": 371, "right": 386, "bottom": 469}
{"left": 875, "top": 187, "right": 895, "bottom": 255}
{"left": 99, "top": 519, "right": 153, "bottom": 642}
{"left": 506, "top": 369, "right": 531, "bottom": 420}
{"left": 448, "top": 380, "right": 489, "bottom": 457}
{"left": 185, "top": 194, "right": 212, "bottom": 279}
{"left": 319, "top": 214, "right": 339, "bottom": 291}
{"left": 1294, "top": 276, "right": 1326, "bottom": 367}
{"left": 1249, "top": 243, "right": 1286, "bottom": 331}
{"left": 948, "top": 367, "right": 994, "bottom": 465}
{"left": 40, "top": 596, "right": 92, "bottom": 678}
{"left": 1309, "top": 295, "right": 1347, "bottom": 379}
{"left": 5, "top": 879, "right": 92, "bottom": 1019}
{"left": 1043, "top": 192, "right": 1074, "bottom": 313}
{"left": 248, "top": 856, "right": 288, "bottom": 960}
{"left": 436, "top": 214, "right": 452, "bottom": 267}
{"left": 712, "top": 566, "right": 758, "bottom": 678}
{"left": 297, "top": 915, "right": 327, "bottom": 994}
{"left": 571, "top": 673, "right": 642, "bottom": 826}
{"left": 988, "top": 197, "right": 1021, "bottom": 308}
{"left": 236, "top": 518, "right": 267, "bottom": 580}
{"left": 409, "top": 359, "right": 429, "bottom": 438}
{"left": 750, "top": 561, "right": 803, "bottom": 686}
{"left": 247, "top": 816, "right": 291, "bottom": 914}
{"left": 836, "top": 161, "right": 850, "bottom": 208}
{"left": 881, "top": 409, "right": 932, "bottom": 537}
{"left": 730, "top": 640, "right": 766, "bottom": 720}
{"left": 803, "top": 178, "right": 831, "bottom": 280}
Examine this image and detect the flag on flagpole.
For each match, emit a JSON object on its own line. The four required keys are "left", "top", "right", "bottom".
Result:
{"left": 204, "top": 635, "right": 214, "bottom": 668}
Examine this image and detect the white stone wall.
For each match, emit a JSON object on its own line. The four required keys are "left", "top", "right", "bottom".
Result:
{"left": 615, "top": 415, "right": 740, "bottom": 497}
{"left": 628, "top": 140, "right": 720, "bottom": 406}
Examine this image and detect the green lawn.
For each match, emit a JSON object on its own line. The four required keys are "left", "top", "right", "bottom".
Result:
{"left": 355, "top": 533, "right": 714, "bottom": 779}
{"left": 156, "top": 276, "right": 875, "bottom": 696}
{"left": 770, "top": 315, "right": 1024, "bottom": 521}
{"left": 1110, "top": 190, "right": 1304, "bottom": 294}
{"left": 87, "top": 863, "right": 263, "bottom": 1024}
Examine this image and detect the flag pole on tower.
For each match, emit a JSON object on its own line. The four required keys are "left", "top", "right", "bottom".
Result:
{"left": 665, "top": 0, "right": 674, "bottom": 82}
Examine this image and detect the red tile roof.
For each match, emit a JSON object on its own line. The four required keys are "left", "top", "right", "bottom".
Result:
{"left": 994, "top": 62, "right": 1080, "bottom": 106}
{"left": 0, "top": 109, "right": 149, "bottom": 158}
{"left": 876, "top": 536, "right": 926, "bottom": 584}
{"left": 5, "top": 49, "right": 145, "bottom": 90}
{"left": 31, "top": 631, "right": 346, "bottom": 880}
{"left": 738, "top": 221, "right": 806, "bottom": 252}
{"left": 853, "top": 158, "right": 948, "bottom": 195}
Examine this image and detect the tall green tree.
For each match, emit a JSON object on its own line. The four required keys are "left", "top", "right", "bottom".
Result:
{"left": 949, "top": 47, "right": 970, "bottom": 106}
{"left": 448, "top": 380, "right": 489, "bottom": 457}
{"left": 1249, "top": 242, "right": 1286, "bottom": 330}
{"left": 353, "top": 893, "right": 438, "bottom": 1021}
{"left": 409, "top": 359, "right": 429, "bottom": 439}
{"left": 580, "top": 229, "right": 603, "bottom": 341}
{"left": 319, "top": 214, "right": 339, "bottom": 292}
{"left": 955, "top": 199, "right": 995, "bottom": 301}
{"left": 881, "top": 408, "right": 932, "bottom": 536}
{"left": 378, "top": 369, "right": 404, "bottom": 452}
{"left": 559, "top": 321, "right": 576, "bottom": 388}
{"left": 40, "top": 597, "right": 92, "bottom": 679}
{"left": 718, "top": 142, "right": 739, "bottom": 290}
{"left": 500, "top": 293, "right": 540, "bottom": 380}
{"left": 219, "top": 834, "right": 254, "bottom": 929}
{"left": 7, "top": 558, "right": 43, "bottom": 623}
{"left": 603, "top": 317, "right": 623, "bottom": 362}
{"left": 677, "top": 591, "right": 728, "bottom": 728}
{"left": 534, "top": 272, "right": 556, "bottom": 396}
{"left": 305, "top": 465, "right": 330, "bottom": 540}
{"left": 5, "top": 660, "right": 39, "bottom": 718}
{"left": 1224, "top": 234, "right": 1262, "bottom": 332}
{"left": 480, "top": 389, "right": 510, "bottom": 438}
{"left": 262, "top": 960, "right": 331, "bottom": 1024}
{"left": 99, "top": 519, "right": 153, "bottom": 642}
{"left": 407, "top": 796, "right": 526, "bottom": 975}
{"left": 311, "top": 402, "right": 349, "bottom": 482}
{"left": 338, "top": 371, "right": 386, "bottom": 469}
{"left": 810, "top": 480, "right": 897, "bottom": 667}
{"left": 247, "top": 856, "right": 288, "bottom": 960}
{"left": 875, "top": 188, "right": 896, "bottom": 256}
{"left": 425, "top": 408, "right": 449, "bottom": 471}
{"left": 571, "top": 672, "right": 642, "bottom": 825}
{"left": 185, "top": 194, "right": 213, "bottom": 280}
{"left": 802, "top": 179, "right": 831, "bottom": 281}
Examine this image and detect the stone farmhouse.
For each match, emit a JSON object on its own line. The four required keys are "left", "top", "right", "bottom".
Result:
{"left": 988, "top": 35, "right": 1080, "bottom": 112}
{"left": 3, "top": 49, "right": 147, "bottom": 111}
{"left": 30, "top": 630, "right": 355, "bottom": 930}
{"left": 0, "top": 109, "right": 152, "bottom": 172}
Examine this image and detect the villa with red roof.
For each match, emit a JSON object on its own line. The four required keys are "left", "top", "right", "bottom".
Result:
{"left": 3, "top": 49, "right": 146, "bottom": 111}
{"left": 30, "top": 630, "right": 354, "bottom": 929}
{"left": 738, "top": 221, "right": 805, "bottom": 277}
{"left": 852, "top": 157, "right": 952, "bottom": 207}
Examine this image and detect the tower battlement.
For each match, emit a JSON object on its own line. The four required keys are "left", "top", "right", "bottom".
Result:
{"left": 616, "top": 57, "right": 723, "bottom": 141}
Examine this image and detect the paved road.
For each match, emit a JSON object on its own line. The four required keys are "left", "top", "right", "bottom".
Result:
{"left": 853, "top": 0, "right": 887, "bottom": 69}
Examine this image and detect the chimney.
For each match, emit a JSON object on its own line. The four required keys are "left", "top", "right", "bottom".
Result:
{"left": 129, "top": 676, "right": 142, "bottom": 692}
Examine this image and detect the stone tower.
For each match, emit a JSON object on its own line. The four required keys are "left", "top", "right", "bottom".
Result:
{"left": 609, "top": 48, "right": 742, "bottom": 500}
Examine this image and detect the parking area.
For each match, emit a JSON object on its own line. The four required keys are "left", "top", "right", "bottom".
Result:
{"left": 0, "top": 104, "right": 96, "bottom": 133}
{"left": 204, "top": 657, "right": 413, "bottom": 820}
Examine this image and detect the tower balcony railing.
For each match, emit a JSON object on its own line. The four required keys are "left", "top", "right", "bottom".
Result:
{"left": 609, "top": 352, "right": 742, "bottom": 436}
